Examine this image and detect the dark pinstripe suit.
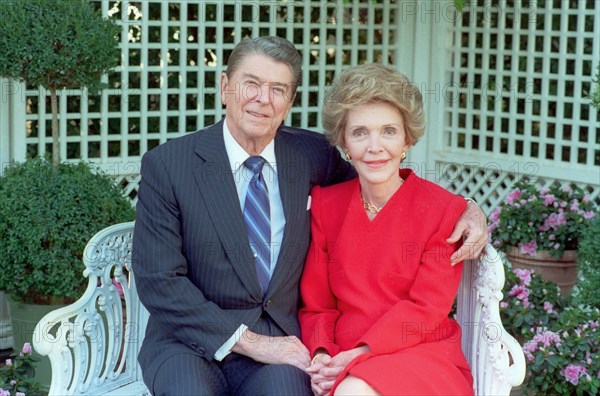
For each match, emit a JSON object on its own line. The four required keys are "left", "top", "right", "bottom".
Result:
{"left": 132, "top": 120, "right": 355, "bottom": 394}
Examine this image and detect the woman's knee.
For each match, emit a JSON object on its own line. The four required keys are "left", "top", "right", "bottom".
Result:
{"left": 334, "top": 375, "right": 380, "bottom": 396}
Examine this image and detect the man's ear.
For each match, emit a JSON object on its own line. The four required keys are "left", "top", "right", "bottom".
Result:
{"left": 220, "top": 73, "right": 229, "bottom": 105}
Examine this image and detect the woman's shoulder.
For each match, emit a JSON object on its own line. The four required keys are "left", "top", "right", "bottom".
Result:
{"left": 403, "top": 170, "right": 466, "bottom": 211}
{"left": 311, "top": 178, "right": 357, "bottom": 204}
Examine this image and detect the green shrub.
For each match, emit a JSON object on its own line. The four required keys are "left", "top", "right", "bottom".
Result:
{"left": 574, "top": 213, "right": 600, "bottom": 307}
{"left": 0, "top": 0, "right": 118, "bottom": 91}
{"left": 0, "top": 0, "right": 119, "bottom": 165}
{"left": 0, "top": 159, "right": 135, "bottom": 304}
{"left": 500, "top": 266, "right": 567, "bottom": 342}
{"left": 591, "top": 64, "right": 600, "bottom": 112}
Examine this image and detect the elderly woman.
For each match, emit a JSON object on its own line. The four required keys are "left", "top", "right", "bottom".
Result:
{"left": 299, "top": 64, "right": 474, "bottom": 396}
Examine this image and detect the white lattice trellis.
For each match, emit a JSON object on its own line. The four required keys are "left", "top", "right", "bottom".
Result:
{"left": 4, "top": 0, "right": 403, "bottom": 204}
{"left": 436, "top": 0, "right": 600, "bottom": 212}
{"left": 1, "top": 0, "right": 598, "bottom": 209}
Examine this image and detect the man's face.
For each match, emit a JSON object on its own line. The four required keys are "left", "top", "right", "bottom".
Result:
{"left": 220, "top": 54, "right": 296, "bottom": 153}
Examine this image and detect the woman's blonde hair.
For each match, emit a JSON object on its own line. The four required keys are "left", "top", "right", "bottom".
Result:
{"left": 322, "top": 63, "right": 425, "bottom": 147}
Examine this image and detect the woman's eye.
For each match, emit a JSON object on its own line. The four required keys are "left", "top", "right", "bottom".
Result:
{"left": 352, "top": 129, "right": 366, "bottom": 137}
{"left": 384, "top": 127, "right": 396, "bottom": 135}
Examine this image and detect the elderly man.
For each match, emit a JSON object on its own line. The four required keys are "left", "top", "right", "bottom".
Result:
{"left": 132, "top": 36, "right": 487, "bottom": 395}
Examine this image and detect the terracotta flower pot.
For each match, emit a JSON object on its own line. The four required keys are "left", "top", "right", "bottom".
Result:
{"left": 506, "top": 247, "right": 578, "bottom": 293}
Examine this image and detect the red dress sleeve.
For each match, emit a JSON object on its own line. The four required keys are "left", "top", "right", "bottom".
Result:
{"left": 299, "top": 185, "right": 342, "bottom": 357}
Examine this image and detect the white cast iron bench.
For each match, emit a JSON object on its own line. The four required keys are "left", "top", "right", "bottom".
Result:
{"left": 33, "top": 222, "right": 525, "bottom": 395}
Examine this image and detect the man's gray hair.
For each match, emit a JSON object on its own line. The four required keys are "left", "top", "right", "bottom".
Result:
{"left": 226, "top": 36, "right": 302, "bottom": 90}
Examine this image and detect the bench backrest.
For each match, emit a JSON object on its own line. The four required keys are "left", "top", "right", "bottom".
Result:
{"left": 33, "top": 222, "right": 525, "bottom": 395}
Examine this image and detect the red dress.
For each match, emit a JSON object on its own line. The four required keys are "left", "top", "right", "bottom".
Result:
{"left": 299, "top": 169, "right": 474, "bottom": 395}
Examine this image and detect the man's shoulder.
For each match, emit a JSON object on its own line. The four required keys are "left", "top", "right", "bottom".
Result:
{"left": 278, "top": 125, "right": 330, "bottom": 146}
{"left": 144, "top": 123, "right": 220, "bottom": 158}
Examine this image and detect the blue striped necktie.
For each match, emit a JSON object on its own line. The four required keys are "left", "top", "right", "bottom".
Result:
{"left": 243, "top": 156, "right": 271, "bottom": 293}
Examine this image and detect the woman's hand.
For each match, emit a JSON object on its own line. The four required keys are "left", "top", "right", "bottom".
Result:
{"left": 306, "top": 353, "right": 335, "bottom": 396}
{"left": 306, "top": 346, "right": 370, "bottom": 395}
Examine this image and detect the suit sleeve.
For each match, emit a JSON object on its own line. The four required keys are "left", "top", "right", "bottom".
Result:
{"left": 133, "top": 151, "right": 241, "bottom": 359}
{"left": 356, "top": 196, "right": 467, "bottom": 355}
{"left": 299, "top": 186, "right": 342, "bottom": 357}
{"left": 322, "top": 141, "right": 357, "bottom": 186}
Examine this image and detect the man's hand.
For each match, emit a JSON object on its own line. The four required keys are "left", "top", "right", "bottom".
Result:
{"left": 447, "top": 200, "right": 488, "bottom": 264}
{"left": 232, "top": 329, "right": 311, "bottom": 370}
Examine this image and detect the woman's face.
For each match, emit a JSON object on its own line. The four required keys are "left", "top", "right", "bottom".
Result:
{"left": 343, "top": 102, "right": 411, "bottom": 188}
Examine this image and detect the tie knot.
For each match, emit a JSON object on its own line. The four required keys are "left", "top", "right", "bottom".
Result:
{"left": 244, "top": 156, "right": 266, "bottom": 175}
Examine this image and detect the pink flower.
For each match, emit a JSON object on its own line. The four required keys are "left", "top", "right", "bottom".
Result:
{"left": 500, "top": 302, "right": 508, "bottom": 308}
{"left": 16, "top": 393, "right": 25, "bottom": 396}
{"left": 583, "top": 211, "right": 597, "bottom": 220}
{"left": 570, "top": 199, "right": 580, "bottom": 211}
{"left": 514, "top": 268, "right": 532, "bottom": 286}
{"left": 561, "top": 185, "right": 573, "bottom": 194}
{"left": 509, "top": 284, "right": 532, "bottom": 307}
{"left": 520, "top": 240, "right": 537, "bottom": 256}
{"left": 506, "top": 188, "right": 521, "bottom": 205}
{"left": 543, "top": 194, "right": 556, "bottom": 206}
{"left": 10, "top": 380, "right": 16, "bottom": 386}
{"left": 21, "top": 342, "right": 32, "bottom": 355}
{"left": 522, "top": 340, "right": 538, "bottom": 361}
{"left": 532, "top": 328, "right": 561, "bottom": 348}
{"left": 489, "top": 207, "right": 501, "bottom": 223}
{"left": 543, "top": 301, "right": 555, "bottom": 314}
{"left": 560, "top": 363, "right": 588, "bottom": 386}
{"left": 5, "top": 359, "right": 12, "bottom": 366}
{"left": 539, "top": 211, "right": 567, "bottom": 231}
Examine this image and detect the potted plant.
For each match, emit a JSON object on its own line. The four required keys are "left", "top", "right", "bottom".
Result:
{"left": 488, "top": 180, "right": 597, "bottom": 292}
{"left": 0, "top": 159, "right": 135, "bottom": 388}
{"left": 499, "top": 267, "right": 565, "bottom": 343}
{"left": 521, "top": 305, "right": 600, "bottom": 395}
{"left": 500, "top": 267, "right": 600, "bottom": 395}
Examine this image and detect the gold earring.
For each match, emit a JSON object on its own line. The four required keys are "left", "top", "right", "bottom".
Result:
{"left": 400, "top": 152, "right": 406, "bottom": 162}
{"left": 345, "top": 152, "right": 351, "bottom": 161}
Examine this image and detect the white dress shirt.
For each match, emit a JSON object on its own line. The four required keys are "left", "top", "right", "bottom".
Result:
{"left": 214, "top": 119, "right": 286, "bottom": 361}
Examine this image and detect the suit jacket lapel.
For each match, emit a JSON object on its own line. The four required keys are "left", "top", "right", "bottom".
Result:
{"left": 192, "top": 120, "right": 263, "bottom": 299}
{"left": 268, "top": 132, "right": 309, "bottom": 294}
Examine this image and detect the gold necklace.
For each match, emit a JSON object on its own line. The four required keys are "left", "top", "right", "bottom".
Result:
{"left": 360, "top": 192, "right": 382, "bottom": 214}
{"left": 360, "top": 179, "right": 404, "bottom": 215}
